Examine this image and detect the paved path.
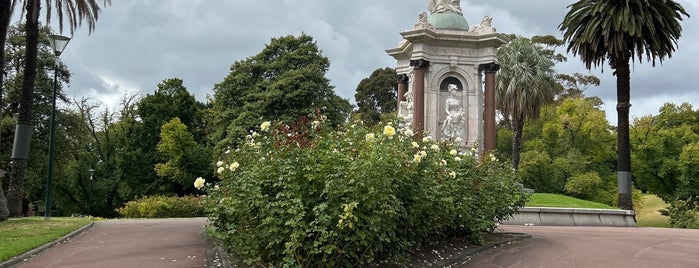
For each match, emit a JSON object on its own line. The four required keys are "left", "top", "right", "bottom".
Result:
{"left": 464, "top": 225, "right": 699, "bottom": 268}
{"left": 11, "top": 218, "right": 208, "bottom": 268}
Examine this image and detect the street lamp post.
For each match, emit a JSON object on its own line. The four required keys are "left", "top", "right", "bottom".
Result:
{"left": 45, "top": 34, "right": 71, "bottom": 220}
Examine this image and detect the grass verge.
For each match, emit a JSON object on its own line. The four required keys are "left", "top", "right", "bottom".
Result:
{"left": 526, "top": 193, "right": 615, "bottom": 209}
{"left": 635, "top": 194, "right": 699, "bottom": 228}
{"left": 0, "top": 217, "right": 91, "bottom": 262}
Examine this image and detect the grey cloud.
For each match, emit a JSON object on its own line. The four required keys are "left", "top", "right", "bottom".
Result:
{"left": 53, "top": 0, "right": 697, "bottom": 125}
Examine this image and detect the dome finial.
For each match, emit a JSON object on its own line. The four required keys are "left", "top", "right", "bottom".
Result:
{"left": 428, "top": 0, "right": 462, "bottom": 16}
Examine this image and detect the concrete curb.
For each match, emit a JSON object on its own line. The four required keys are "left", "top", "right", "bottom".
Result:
{"left": 206, "top": 230, "right": 530, "bottom": 267}
{"left": 504, "top": 207, "right": 637, "bottom": 227}
{"left": 205, "top": 233, "right": 232, "bottom": 268}
{"left": 1, "top": 221, "right": 94, "bottom": 268}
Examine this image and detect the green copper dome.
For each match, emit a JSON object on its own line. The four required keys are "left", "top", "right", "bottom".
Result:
{"left": 428, "top": 12, "right": 469, "bottom": 31}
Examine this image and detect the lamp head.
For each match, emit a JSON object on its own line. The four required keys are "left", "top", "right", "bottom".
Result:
{"left": 48, "top": 35, "right": 71, "bottom": 57}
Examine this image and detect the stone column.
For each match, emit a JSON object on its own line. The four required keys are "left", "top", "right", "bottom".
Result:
{"left": 397, "top": 74, "right": 409, "bottom": 111}
{"left": 410, "top": 59, "right": 429, "bottom": 135}
{"left": 480, "top": 62, "right": 499, "bottom": 152}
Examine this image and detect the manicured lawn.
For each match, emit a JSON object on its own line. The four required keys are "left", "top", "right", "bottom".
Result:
{"left": 526, "top": 193, "right": 699, "bottom": 228}
{"left": 526, "top": 193, "right": 615, "bottom": 209}
{"left": 636, "top": 194, "right": 671, "bottom": 227}
{"left": 0, "top": 217, "right": 91, "bottom": 262}
{"left": 635, "top": 194, "right": 699, "bottom": 228}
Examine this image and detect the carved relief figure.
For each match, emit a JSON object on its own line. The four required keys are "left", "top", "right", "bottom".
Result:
{"left": 428, "top": 0, "right": 463, "bottom": 15}
{"left": 399, "top": 68, "right": 415, "bottom": 128}
{"left": 442, "top": 84, "right": 465, "bottom": 138}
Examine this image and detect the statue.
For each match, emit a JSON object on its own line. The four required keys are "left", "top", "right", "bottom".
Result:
{"left": 399, "top": 68, "right": 415, "bottom": 129}
{"left": 442, "top": 84, "right": 465, "bottom": 138}
{"left": 469, "top": 15, "right": 496, "bottom": 33}
{"left": 428, "top": 0, "right": 463, "bottom": 15}
{"left": 413, "top": 11, "right": 434, "bottom": 30}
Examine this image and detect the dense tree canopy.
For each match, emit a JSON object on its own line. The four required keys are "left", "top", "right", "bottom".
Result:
{"left": 211, "top": 34, "right": 351, "bottom": 151}
{"left": 354, "top": 67, "right": 397, "bottom": 125}
{"left": 632, "top": 103, "right": 699, "bottom": 201}
{"left": 155, "top": 117, "right": 211, "bottom": 193}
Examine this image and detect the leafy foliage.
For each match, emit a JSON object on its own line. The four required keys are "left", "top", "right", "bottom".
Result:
{"left": 117, "top": 195, "right": 205, "bottom": 218}
{"left": 211, "top": 34, "right": 352, "bottom": 152}
{"left": 564, "top": 172, "right": 602, "bottom": 199}
{"left": 632, "top": 103, "right": 699, "bottom": 200}
{"left": 354, "top": 67, "right": 397, "bottom": 125}
{"left": 659, "top": 199, "right": 698, "bottom": 228}
{"left": 204, "top": 115, "right": 526, "bottom": 267}
{"left": 155, "top": 117, "right": 212, "bottom": 191}
{"left": 513, "top": 97, "right": 616, "bottom": 203}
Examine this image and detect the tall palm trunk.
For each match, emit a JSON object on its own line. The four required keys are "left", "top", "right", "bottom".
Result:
{"left": 615, "top": 56, "right": 633, "bottom": 210}
{"left": 0, "top": 0, "right": 14, "bottom": 221}
{"left": 7, "top": 0, "right": 40, "bottom": 217}
{"left": 511, "top": 115, "right": 524, "bottom": 170}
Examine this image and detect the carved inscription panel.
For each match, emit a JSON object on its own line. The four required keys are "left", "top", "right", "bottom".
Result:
{"left": 429, "top": 46, "right": 476, "bottom": 56}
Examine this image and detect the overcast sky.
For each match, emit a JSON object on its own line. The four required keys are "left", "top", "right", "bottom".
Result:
{"left": 26, "top": 0, "right": 698, "bottom": 125}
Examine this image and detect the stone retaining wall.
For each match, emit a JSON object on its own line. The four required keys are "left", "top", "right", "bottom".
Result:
{"left": 504, "top": 207, "right": 636, "bottom": 227}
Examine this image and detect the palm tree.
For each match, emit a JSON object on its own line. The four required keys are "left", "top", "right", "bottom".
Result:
{"left": 496, "top": 36, "right": 556, "bottom": 171}
{"left": 0, "top": 0, "right": 19, "bottom": 222}
{"left": 559, "top": 0, "right": 689, "bottom": 210}
{"left": 5, "top": 0, "right": 110, "bottom": 217}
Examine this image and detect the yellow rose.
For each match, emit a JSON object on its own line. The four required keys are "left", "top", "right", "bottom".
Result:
{"left": 260, "top": 121, "right": 271, "bottom": 131}
{"left": 450, "top": 149, "right": 458, "bottom": 156}
{"left": 383, "top": 125, "right": 396, "bottom": 137}
{"left": 194, "top": 177, "right": 205, "bottom": 190}
{"left": 365, "top": 133, "right": 375, "bottom": 141}
{"left": 229, "top": 161, "right": 240, "bottom": 171}
{"left": 413, "top": 154, "right": 422, "bottom": 163}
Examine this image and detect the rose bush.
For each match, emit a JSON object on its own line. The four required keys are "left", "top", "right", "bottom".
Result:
{"left": 204, "top": 115, "right": 526, "bottom": 267}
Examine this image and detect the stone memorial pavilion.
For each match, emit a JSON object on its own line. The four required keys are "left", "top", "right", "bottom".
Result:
{"left": 387, "top": 0, "right": 508, "bottom": 152}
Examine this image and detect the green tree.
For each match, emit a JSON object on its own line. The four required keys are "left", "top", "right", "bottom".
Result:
{"left": 0, "top": 0, "right": 12, "bottom": 220}
{"left": 515, "top": 97, "right": 616, "bottom": 203}
{"left": 211, "top": 34, "right": 351, "bottom": 151}
{"left": 560, "top": 0, "right": 690, "bottom": 210}
{"left": 496, "top": 36, "right": 556, "bottom": 170}
{"left": 632, "top": 103, "right": 699, "bottom": 201}
{"left": 555, "top": 73, "right": 601, "bottom": 102}
{"left": 7, "top": 0, "right": 110, "bottom": 217}
{"left": 127, "top": 78, "right": 206, "bottom": 198}
{"left": 155, "top": 117, "right": 212, "bottom": 193}
{"left": 354, "top": 67, "right": 397, "bottom": 125}
{"left": 2, "top": 23, "right": 71, "bottom": 218}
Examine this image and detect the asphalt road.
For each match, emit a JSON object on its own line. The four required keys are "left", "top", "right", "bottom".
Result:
{"left": 11, "top": 218, "right": 208, "bottom": 268}
{"left": 464, "top": 225, "right": 699, "bottom": 268}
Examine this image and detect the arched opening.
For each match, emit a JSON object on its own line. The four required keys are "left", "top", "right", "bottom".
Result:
{"left": 439, "top": 76, "right": 463, "bottom": 91}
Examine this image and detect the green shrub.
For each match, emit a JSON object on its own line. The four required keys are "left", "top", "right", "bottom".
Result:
{"left": 659, "top": 199, "right": 697, "bottom": 228}
{"left": 203, "top": 115, "right": 527, "bottom": 267}
{"left": 518, "top": 150, "right": 565, "bottom": 193}
{"left": 564, "top": 172, "right": 601, "bottom": 199}
{"left": 117, "top": 195, "right": 205, "bottom": 218}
